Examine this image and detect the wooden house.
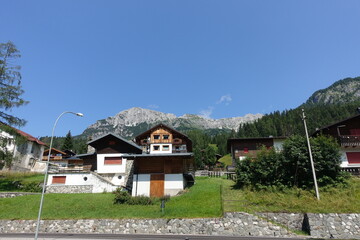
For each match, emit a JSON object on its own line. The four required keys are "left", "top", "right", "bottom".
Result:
{"left": 313, "top": 113, "right": 360, "bottom": 173}
{"left": 132, "top": 124, "right": 194, "bottom": 197}
{"left": 227, "top": 137, "right": 286, "bottom": 166}
{"left": 47, "top": 124, "right": 194, "bottom": 196}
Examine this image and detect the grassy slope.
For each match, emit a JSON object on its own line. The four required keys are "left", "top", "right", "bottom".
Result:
{"left": 1, "top": 176, "right": 359, "bottom": 220}
{"left": 0, "top": 172, "right": 44, "bottom": 192}
{"left": 222, "top": 177, "right": 360, "bottom": 213}
{"left": 0, "top": 177, "right": 222, "bottom": 220}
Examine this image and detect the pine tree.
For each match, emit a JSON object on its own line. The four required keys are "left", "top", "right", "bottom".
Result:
{"left": 0, "top": 41, "right": 28, "bottom": 168}
{"left": 61, "top": 131, "right": 74, "bottom": 151}
{"left": 0, "top": 41, "right": 28, "bottom": 126}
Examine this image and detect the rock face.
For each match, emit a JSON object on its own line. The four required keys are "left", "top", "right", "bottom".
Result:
{"left": 306, "top": 77, "right": 360, "bottom": 105}
{"left": 81, "top": 107, "right": 263, "bottom": 139}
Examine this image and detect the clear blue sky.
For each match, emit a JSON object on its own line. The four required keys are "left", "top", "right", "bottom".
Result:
{"left": 1, "top": 0, "right": 360, "bottom": 138}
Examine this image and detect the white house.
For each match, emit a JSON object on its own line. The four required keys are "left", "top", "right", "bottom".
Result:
{"left": 0, "top": 126, "right": 45, "bottom": 171}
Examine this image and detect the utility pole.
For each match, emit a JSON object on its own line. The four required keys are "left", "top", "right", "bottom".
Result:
{"left": 302, "top": 109, "right": 320, "bottom": 200}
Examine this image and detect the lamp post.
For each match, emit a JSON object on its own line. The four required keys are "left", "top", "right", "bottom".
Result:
{"left": 35, "top": 111, "right": 83, "bottom": 240}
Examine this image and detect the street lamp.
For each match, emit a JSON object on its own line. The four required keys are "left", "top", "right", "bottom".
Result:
{"left": 34, "top": 111, "right": 83, "bottom": 240}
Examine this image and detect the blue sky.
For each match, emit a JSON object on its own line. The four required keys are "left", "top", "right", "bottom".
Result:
{"left": 1, "top": 0, "right": 360, "bottom": 138}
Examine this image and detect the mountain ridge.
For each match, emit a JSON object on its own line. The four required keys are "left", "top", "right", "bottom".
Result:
{"left": 81, "top": 107, "right": 263, "bottom": 139}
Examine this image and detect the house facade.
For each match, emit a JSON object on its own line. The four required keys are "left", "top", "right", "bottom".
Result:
{"left": 47, "top": 124, "right": 195, "bottom": 196}
{"left": 227, "top": 137, "right": 286, "bottom": 166}
{"left": 47, "top": 133, "right": 143, "bottom": 193}
{"left": 132, "top": 124, "right": 194, "bottom": 197}
{"left": 313, "top": 113, "right": 360, "bottom": 172}
{"left": 0, "top": 126, "right": 45, "bottom": 171}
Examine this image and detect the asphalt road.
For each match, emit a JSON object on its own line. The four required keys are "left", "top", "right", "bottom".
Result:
{"left": 0, "top": 233, "right": 307, "bottom": 240}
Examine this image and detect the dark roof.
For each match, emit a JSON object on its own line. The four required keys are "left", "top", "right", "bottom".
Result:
{"left": 312, "top": 113, "right": 360, "bottom": 135}
{"left": 88, "top": 133, "right": 142, "bottom": 151}
{"left": 135, "top": 123, "right": 191, "bottom": 141}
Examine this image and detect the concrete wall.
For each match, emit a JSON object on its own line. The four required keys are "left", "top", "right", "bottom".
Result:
{"left": 132, "top": 174, "right": 150, "bottom": 196}
{"left": 150, "top": 143, "right": 172, "bottom": 154}
{"left": 132, "top": 174, "right": 184, "bottom": 197}
{"left": 47, "top": 173, "right": 119, "bottom": 193}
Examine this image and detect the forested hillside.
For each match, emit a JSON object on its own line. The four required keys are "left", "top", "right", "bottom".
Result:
{"left": 237, "top": 101, "right": 360, "bottom": 138}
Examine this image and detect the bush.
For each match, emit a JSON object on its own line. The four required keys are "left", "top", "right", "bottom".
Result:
{"left": 20, "top": 181, "right": 41, "bottom": 192}
{"left": 113, "top": 188, "right": 153, "bottom": 205}
{"left": 236, "top": 135, "right": 348, "bottom": 190}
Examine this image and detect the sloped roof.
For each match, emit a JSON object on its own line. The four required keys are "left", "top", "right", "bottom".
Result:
{"left": 312, "top": 113, "right": 360, "bottom": 135}
{"left": 135, "top": 123, "right": 191, "bottom": 141}
{"left": 0, "top": 123, "right": 46, "bottom": 146}
{"left": 88, "top": 133, "right": 142, "bottom": 151}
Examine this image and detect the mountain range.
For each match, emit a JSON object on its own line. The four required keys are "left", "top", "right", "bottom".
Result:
{"left": 81, "top": 108, "right": 263, "bottom": 139}
{"left": 80, "top": 76, "right": 360, "bottom": 140}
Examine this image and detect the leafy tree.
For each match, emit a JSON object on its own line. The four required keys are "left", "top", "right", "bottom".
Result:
{"left": 61, "top": 131, "right": 74, "bottom": 151}
{"left": 205, "top": 144, "right": 218, "bottom": 167}
{"left": 236, "top": 135, "right": 346, "bottom": 190}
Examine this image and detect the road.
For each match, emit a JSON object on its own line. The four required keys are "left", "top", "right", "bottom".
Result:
{"left": 0, "top": 233, "right": 307, "bottom": 240}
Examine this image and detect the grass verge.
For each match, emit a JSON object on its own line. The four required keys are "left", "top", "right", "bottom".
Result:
{"left": 222, "top": 177, "right": 360, "bottom": 213}
{"left": 0, "top": 177, "right": 222, "bottom": 220}
{"left": 0, "top": 171, "right": 44, "bottom": 192}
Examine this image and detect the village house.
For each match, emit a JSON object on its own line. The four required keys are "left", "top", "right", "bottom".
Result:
{"left": 227, "top": 136, "right": 286, "bottom": 166}
{"left": 46, "top": 123, "right": 195, "bottom": 196}
{"left": 313, "top": 112, "right": 360, "bottom": 174}
{"left": 0, "top": 126, "right": 45, "bottom": 171}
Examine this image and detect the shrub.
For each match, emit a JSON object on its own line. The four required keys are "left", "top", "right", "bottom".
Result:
{"left": 235, "top": 135, "right": 348, "bottom": 190}
{"left": 20, "top": 181, "right": 41, "bottom": 192}
{"left": 113, "top": 188, "right": 153, "bottom": 205}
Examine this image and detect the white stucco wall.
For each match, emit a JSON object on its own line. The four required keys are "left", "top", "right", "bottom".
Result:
{"left": 132, "top": 174, "right": 185, "bottom": 197}
{"left": 47, "top": 173, "right": 119, "bottom": 193}
{"left": 97, "top": 153, "right": 127, "bottom": 174}
{"left": 150, "top": 144, "right": 172, "bottom": 154}
{"left": 132, "top": 174, "right": 150, "bottom": 196}
{"left": 164, "top": 174, "right": 184, "bottom": 196}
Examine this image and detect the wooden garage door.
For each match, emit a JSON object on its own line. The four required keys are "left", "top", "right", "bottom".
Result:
{"left": 150, "top": 174, "right": 164, "bottom": 197}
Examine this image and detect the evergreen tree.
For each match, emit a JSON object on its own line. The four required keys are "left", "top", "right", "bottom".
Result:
{"left": 0, "top": 41, "right": 28, "bottom": 126}
{"left": 61, "top": 131, "right": 74, "bottom": 151}
{"left": 0, "top": 41, "right": 28, "bottom": 168}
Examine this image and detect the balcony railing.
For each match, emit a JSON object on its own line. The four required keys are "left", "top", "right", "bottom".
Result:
{"left": 339, "top": 135, "right": 360, "bottom": 147}
{"left": 49, "top": 164, "right": 92, "bottom": 173}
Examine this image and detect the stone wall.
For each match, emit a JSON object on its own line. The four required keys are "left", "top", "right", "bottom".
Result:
{"left": 46, "top": 185, "right": 93, "bottom": 193}
{"left": 0, "top": 192, "right": 39, "bottom": 198}
{"left": 0, "top": 212, "right": 296, "bottom": 237}
{"left": 307, "top": 213, "right": 360, "bottom": 239}
{"left": 0, "top": 212, "right": 359, "bottom": 238}
{"left": 257, "top": 212, "right": 306, "bottom": 232}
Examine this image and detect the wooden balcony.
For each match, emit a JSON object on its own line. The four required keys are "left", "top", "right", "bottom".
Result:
{"left": 49, "top": 164, "right": 92, "bottom": 173}
{"left": 339, "top": 135, "right": 360, "bottom": 147}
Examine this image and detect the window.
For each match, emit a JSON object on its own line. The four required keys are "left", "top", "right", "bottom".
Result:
{"left": 163, "top": 135, "right": 169, "bottom": 140}
{"left": 163, "top": 145, "right": 169, "bottom": 151}
{"left": 52, "top": 176, "right": 66, "bottom": 184}
{"left": 153, "top": 135, "right": 160, "bottom": 140}
{"left": 104, "top": 157, "right": 122, "bottom": 165}
{"left": 153, "top": 145, "right": 160, "bottom": 151}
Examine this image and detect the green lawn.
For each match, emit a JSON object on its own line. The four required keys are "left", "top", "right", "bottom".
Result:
{"left": 1, "top": 176, "right": 359, "bottom": 220}
{"left": 0, "top": 177, "right": 222, "bottom": 220}
{"left": 222, "top": 177, "right": 360, "bottom": 213}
